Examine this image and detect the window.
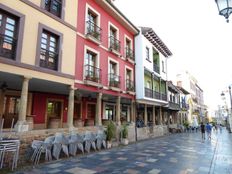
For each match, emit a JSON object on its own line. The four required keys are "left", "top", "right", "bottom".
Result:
{"left": 40, "top": 30, "right": 59, "bottom": 70}
{"left": 109, "top": 25, "right": 120, "bottom": 52}
{"left": 44, "top": 0, "right": 62, "bottom": 17}
{"left": 109, "top": 60, "right": 120, "bottom": 87}
{"left": 86, "top": 9, "right": 101, "bottom": 41}
{"left": 146, "top": 81, "right": 151, "bottom": 88}
{"left": 153, "top": 49, "right": 160, "bottom": 73}
{"left": 162, "top": 60, "right": 165, "bottom": 73}
{"left": 0, "top": 10, "right": 18, "bottom": 60}
{"left": 126, "top": 69, "right": 134, "bottom": 91}
{"left": 85, "top": 50, "right": 99, "bottom": 82}
{"left": 146, "top": 47, "right": 150, "bottom": 61}
{"left": 125, "top": 37, "right": 133, "bottom": 59}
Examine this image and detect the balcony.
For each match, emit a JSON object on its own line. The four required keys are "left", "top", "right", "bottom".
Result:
{"left": 40, "top": 48, "right": 58, "bottom": 70}
{"left": 125, "top": 47, "right": 134, "bottom": 61}
{"left": 169, "top": 102, "right": 181, "bottom": 110}
{"left": 161, "top": 93, "right": 167, "bottom": 101}
{"left": 85, "top": 64, "right": 101, "bottom": 83}
{"left": 109, "top": 73, "right": 120, "bottom": 88}
{"left": 126, "top": 79, "right": 135, "bottom": 92}
{"left": 0, "top": 34, "right": 17, "bottom": 60}
{"left": 144, "top": 88, "right": 163, "bottom": 100}
{"left": 181, "top": 102, "right": 189, "bottom": 110}
{"left": 86, "top": 21, "right": 102, "bottom": 44}
{"left": 153, "top": 64, "right": 160, "bottom": 74}
{"left": 109, "top": 36, "right": 121, "bottom": 55}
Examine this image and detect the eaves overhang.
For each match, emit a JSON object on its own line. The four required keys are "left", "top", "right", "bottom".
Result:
{"left": 141, "top": 27, "right": 172, "bottom": 57}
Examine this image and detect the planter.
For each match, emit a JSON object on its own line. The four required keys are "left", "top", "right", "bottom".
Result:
{"left": 26, "top": 115, "right": 35, "bottom": 130}
{"left": 74, "top": 118, "right": 84, "bottom": 127}
{"left": 102, "top": 119, "right": 110, "bottom": 126}
{"left": 106, "top": 141, "right": 112, "bottom": 149}
{"left": 121, "top": 138, "right": 129, "bottom": 145}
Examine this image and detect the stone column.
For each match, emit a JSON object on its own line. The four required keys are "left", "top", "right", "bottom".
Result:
{"left": 0, "top": 89, "right": 5, "bottom": 119}
{"left": 95, "top": 92, "right": 102, "bottom": 126}
{"left": 67, "top": 87, "right": 75, "bottom": 129}
{"left": 144, "top": 104, "right": 147, "bottom": 126}
{"left": 116, "top": 96, "right": 121, "bottom": 125}
{"left": 152, "top": 106, "right": 156, "bottom": 125}
{"left": 15, "top": 76, "right": 31, "bottom": 132}
{"left": 159, "top": 106, "right": 162, "bottom": 125}
{"left": 131, "top": 100, "right": 136, "bottom": 123}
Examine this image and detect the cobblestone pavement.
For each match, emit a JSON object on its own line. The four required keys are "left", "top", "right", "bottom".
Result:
{"left": 13, "top": 128, "right": 232, "bottom": 174}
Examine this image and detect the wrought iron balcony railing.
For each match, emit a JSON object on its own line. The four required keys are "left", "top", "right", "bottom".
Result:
{"left": 126, "top": 79, "right": 135, "bottom": 92}
{"left": 161, "top": 93, "right": 167, "bottom": 101}
{"left": 109, "top": 73, "right": 120, "bottom": 88}
{"left": 144, "top": 88, "right": 167, "bottom": 101}
{"left": 153, "top": 64, "right": 160, "bottom": 74}
{"left": 125, "top": 47, "right": 134, "bottom": 60}
{"left": 0, "top": 34, "right": 17, "bottom": 60}
{"left": 40, "top": 48, "right": 58, "bottom": 70}
{"left": 85, "top": 64, "right": 101, "bottom": 83}
{"left": 109, "top": 36, "right": 120, "bottom": 52}
{"left": 86, "top": 20, "right": 102, "bottom": 42}
{"left": 169, "top": 102, "right": 181, "bottom": 110}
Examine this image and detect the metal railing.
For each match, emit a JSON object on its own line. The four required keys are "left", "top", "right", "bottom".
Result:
{"left": 0, "top": 34, "right": 17, "bottom": 60}
{"left": 169, "top": 102, "right": 181, "bottom": 110}
{"left": 126, "top": 79, "right": 134, "bottom": 92}
{"left": 85, "top": 64, "right": 101, "bottom": 83}
{"left": 144, "top": 88, "right": 167, "bottom": 101}
{"left": 40, "top": 48, "right": 58, "bottom": 70}
{"left": 45, "top": 0, "right": 62, "bottom": 17}
{"left": 125, "top": 47, "right": 134, "bottom": 60}
{"left": 153, "top": 64, "right": 160, "bottom": 74}
{"left": 109, "top": 73, "right": 120, "bottom": 88}
{"left": 86, "top": 20, "right": 102, "bottom": 42}
{"left": 109, "top": 36, "right": 120, "bottom": 52}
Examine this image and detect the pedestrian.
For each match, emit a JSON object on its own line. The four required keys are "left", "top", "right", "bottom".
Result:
{"left": 219, "top": 124, "right": 222, "bottom": 133}
{"left": 206, "top": 123, "right": 212, "bottom": 140}
{"left": 200, "top": 122, "right": 205, "bottom": 141}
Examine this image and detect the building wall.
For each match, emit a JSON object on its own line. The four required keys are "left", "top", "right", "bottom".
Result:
{"left": 1, "top": 0, "right": 77, "bottom": 78}
{"left": 76, "top": 0, "right": 135, "bottom": 93}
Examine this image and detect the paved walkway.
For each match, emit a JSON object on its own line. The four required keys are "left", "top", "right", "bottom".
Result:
{"left": 13, "top": 128, "right": 232, "bottom": 174}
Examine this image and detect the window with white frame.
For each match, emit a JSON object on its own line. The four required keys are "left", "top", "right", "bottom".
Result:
{"left": 109, "top": 24, "right": 120, "bottom": 52}
{"left": 109, "top": 60, "right": 120, "bottom": 87}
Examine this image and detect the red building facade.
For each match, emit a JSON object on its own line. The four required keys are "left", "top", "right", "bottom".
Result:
{"left": 75, "top": 0, "right": 139, "bottom": 126}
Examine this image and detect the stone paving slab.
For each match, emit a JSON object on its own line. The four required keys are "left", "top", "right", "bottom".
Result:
{"left": 10, "top": 128, "right": 232, "bottom": 174}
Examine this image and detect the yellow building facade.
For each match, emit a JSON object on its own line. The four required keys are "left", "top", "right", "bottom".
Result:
{"left": 0, "top": 0, "right": 77, "bottom": 131}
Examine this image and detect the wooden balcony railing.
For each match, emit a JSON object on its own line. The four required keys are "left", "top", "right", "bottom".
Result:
{"left": 144, "top": 87, "right": 167, "bottom": 101}
{"left": 169, "top": 102, "right": 181, "bottom": 110}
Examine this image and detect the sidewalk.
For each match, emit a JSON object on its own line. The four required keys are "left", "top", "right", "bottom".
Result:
{"left": 8, "top": 128, "right": 232, "bottom": 174}
{"left": 210, "top": 128, "right": 232, "bottom": 174}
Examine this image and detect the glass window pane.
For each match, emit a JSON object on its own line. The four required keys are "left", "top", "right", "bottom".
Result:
{"left": 6, "top": 17, "right": 15, "bottom": 25}
{"left": 6, "top": 24, "right": 14, "bottom": 31}
{"left": 41, "top": 38, "right": 47, "bottom": 44}
{"left": 42, "top": 33, "right": 47, "bottom": 39}
{"left": 50, "top": 42, "right": 55, "bottom": 47}
{"left": 50, "top": 37, "right": 55, "bottom": 42}
{"left": 41, "top": 44, "right": 46, "bottom": 49}
{"left": 4, "top": 30, "right": 14, "bottom": 37}
{"left": 49, "top": 47, "right": 55, "bottom": 52}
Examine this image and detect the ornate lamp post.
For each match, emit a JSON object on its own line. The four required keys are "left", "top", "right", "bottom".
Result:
{"left": 215, "top": 0, "right": 232, "bottom": 22}
{"left": 228, "top": 86, "right": 232, "bottom": 132}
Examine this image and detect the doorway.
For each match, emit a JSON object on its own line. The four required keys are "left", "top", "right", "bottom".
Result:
{"left": 46, "top": 99, "right": 63, "bottom": 128}
{"left": 3, "top": 95, "right": 20, "bottom": 128}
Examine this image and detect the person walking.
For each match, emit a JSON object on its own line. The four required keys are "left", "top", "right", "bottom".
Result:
{"left": 200, "top": 122, "right": 205, "bottom": 141}
{"left": 206, "top": 123, "right": 212, "bottom": 140}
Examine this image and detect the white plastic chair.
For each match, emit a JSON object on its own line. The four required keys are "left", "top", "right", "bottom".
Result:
{"left": 52, "top": 133, "right": 69, "bottom": 160}
{"left": 0, "top": 139, "right": 20, "bottom": 171}
{"left": 96, "top": 130, "right": 107, "bottom": 150}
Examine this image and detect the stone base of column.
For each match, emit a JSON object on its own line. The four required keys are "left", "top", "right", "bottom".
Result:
{"left": 14, "top": 121, "right": 29, "bottom": 132}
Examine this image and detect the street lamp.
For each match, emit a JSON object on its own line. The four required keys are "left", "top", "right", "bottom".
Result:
{"left": 228, "top": 86, "right": 232, "bottom": 132}
{"left": 215, "top": 0, "right": 232, "bottom": 22}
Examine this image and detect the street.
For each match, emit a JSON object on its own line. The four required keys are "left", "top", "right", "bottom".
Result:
{"left": 14, "top": 129, "right": 232, "bottom": 174}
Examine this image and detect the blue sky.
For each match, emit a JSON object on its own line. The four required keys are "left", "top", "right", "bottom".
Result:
{"left": 114, "top": 0, "right": 232, "bottom": 112}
